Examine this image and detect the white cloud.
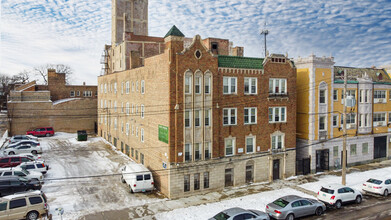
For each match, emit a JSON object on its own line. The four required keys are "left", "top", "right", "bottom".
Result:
{"left": 1, "top": 0, "right": 391, "bottom": 86}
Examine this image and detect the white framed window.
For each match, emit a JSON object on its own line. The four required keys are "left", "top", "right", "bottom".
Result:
{"left": 141, "top": 105, "right": 145, "bottom": 118}
{"left": 268, "top": 107, "right": 287, "bottom": 123}
{"left": 319, "top": 116, "right": 326, "bottom": 131}
{"left": 359, "top": 113, "right": 370, "bottom": 127}
{"left": 246, "top": 136, "right": 255, "bottom": 153}
{"left": 114, "top": 118, "right": 117, "bottom": 130}
{"left": 70, "top": 91, "right": 75, "bottom": 97}
{"left": 114, "top": 101, "right": 117, "bottom": 112}
{"left": 104, "top": 84, "right": 107, "bottom": 93}
{"left": 121, "top": 122, "right": 124, "bottom": 133}
{"left": 76, "top": 91, "right": 80, "bottom": 96}
{"left": 126, "top": 123, "right": 129, "bottom": 135}
{"left": 136, "top": 81, "right": 139, "bottom": 92}
{"left": 319, "top": 89, "right": 326, "bottom": 104}
{"left": 374, "top": 113, "right": 386, "bottom": 126}
{"left": 132, "top": 125, "right": 134, "bottom": 135}
{"left": 195, "top": 75, "right": 202, "bottom": 94}
{"left": 185, "top": 110, "right": 191, "bottom": 128}
{"left": 374, "top": 90, "right": 386, "bottom": 99}
{"left": 195, "top": 110, "right": 201, "bottom": 127}
{"left": 185, "top": 143, "right": 192, "bottom": 162}
{"left": 204, "top": 142, "right": 211, "bottom": 159}
{"left": 100, "top": 100, "right": 103, "bottom": 109}
{"left": 132, "top": 104, "right": 134, "bottom": 114}
{"left": 269, "top": 78, "right": 287, "bottom": 94}
{"left": 121, "top": 102, "right": 124, "bottom": 113}
{"left": 132, "top": 82, "right": 135, "bottom": 92}
{"left": 136, "top": 105, "right": 138, "bottom": 115}
{"left": 204, "top": 109, "right": 211, "bottom": 126}
{"left": 271, "top": 132, "right": 284, "bottom": 150}
{"left": 332, "top": 115, "right": 338, "bottom": 127}
{"left": 224, "top": 137, "right": 236, "bottom": 156}
{"left": 126, "top": 102, "right": 130, "bottom": 115}
{"left": 126, "top": 81, "right": 130, "bottom": 94}
{"left": 141, "top": 128, "right": 144, "bottom": 142}
{"left": 114, "top": 82, "right": 117, "bottom": 94}
{"left": 244, "top": 77, "right": 257, "bottom": 95}
{"left": 341, "top": 113, "right": 356, "bottom": 125}
{"left": 185, "top": 74, "right": 192, "bottom": 94}
{"left": 223, "top": 77, "right": 237, "bottom": 94}
{"left": 104, "top": 100, "right": 107, "bottom": 108}
{"left": 104, "top": 115, "right": 107, "bottom": 125}
{"left": 136, "top": 127, "right": 139, "bottom": 137}
{"left": 141, "top": 80, "right": 145, "bottom": 94}
{"left": 100, "top": 84, "right": 103, "bottom": 93}
{"left": 83, "top": 91, "right": 92, "bottom": 97}
{"left": 333, "top": 89, "right": 338, "bottom": 101}
{"left": 223, "top": 108, "right": 237, "bottom": 125}
{"left": 244, "top": 107, "right": 257, "bottom": 124}
{"left": 121, "top": 82, "right": 124, "bottom": 94}
{"left": 205, "top": 76, "right": 211, "bottom": 94}
{"left": 194, "top": 143, "right": 201, "bottom": 160}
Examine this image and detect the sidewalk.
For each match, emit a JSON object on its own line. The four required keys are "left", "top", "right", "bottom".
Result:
{"left": 80, "top": 159, "right": 391, "bottom": 220}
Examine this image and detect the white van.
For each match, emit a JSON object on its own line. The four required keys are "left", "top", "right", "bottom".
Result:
{"left": 120, "top": 163, "right": 154, "bottom": 193}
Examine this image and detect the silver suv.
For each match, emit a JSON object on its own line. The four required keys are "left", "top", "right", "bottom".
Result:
{"left": 0, "top": 190, "right": 48, "bottom": 220}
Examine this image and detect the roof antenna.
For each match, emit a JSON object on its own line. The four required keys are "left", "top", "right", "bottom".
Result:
{"left": 260, "top": 22, "right": 269, "bottom": 58}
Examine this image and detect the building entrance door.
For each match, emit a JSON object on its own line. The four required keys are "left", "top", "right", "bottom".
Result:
{"left": 245, "top": 165, "right": 253, "bottom": 183}
{"left": 374, "top": 136, "right": 387, "bottom": 159}
{"left": 273, "top": 159, "right": 280, "bottom": 180}
{"left": 225, "top": 168, "right": 233, "bottom": 187}
{"left": 316, "top": 149, "right": 329, "bottom": 172}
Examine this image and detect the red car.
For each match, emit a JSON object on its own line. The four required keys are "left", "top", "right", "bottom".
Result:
{"left": 26, "top": 127, "right": 55, "bottom": 137}
{"left": 0, "top": 156, "right": 35, "bottom": 168}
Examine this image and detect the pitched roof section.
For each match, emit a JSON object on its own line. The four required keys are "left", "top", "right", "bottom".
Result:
{"left": 164, "top": 25, "right": 185, "bottom": 38}
{"left": 218, "top": 55, "right": 264, "bottom": 69}
{"left": 334, "top": 66, "right": 391, "bottom": 83}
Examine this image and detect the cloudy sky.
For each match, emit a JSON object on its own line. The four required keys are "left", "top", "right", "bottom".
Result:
{"left": 1, "top": 0, "right": 391, "bottom": 85}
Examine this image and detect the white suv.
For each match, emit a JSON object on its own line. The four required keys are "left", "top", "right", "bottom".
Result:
{"left": 317, "top": 183, "right": 362, "bottom": 208}
{"left": 0, "top": 168, "right": 44, "bottom": 183}
{"left": 17, "top": 161, "right": 48, "bottom": 174}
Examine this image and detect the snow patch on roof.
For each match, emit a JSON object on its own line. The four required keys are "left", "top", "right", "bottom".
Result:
{"left": 53, "top": 98, "right": 81, "bottom": 105}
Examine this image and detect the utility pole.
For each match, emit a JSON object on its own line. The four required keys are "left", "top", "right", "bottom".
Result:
{"left": 342, "top": 69, "right": 347, "bottom": 185}
{"left": 260, "top": 25, "right": 269, "bottom": 58}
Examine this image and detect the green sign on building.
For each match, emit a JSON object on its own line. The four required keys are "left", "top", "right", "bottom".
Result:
{"left": 158, "top": 125, "right": 169, "bottom": 144}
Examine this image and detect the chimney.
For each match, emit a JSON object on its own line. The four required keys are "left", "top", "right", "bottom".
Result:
{"left": 83, "top": 82, "right": 86, "bottom": 86}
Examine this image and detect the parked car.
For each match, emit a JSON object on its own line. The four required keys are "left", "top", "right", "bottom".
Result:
{"left": 9, "top": 135, "right": 38, "bottom": 144}
{"left": 7, "top": 140, "right": 40, "bottom": 148}
{"left": 0, "top": 167, "right": 44, "bottom": 183}
{"left": 265, "top": 195, "right": 326, "bottom": 220}
{"left": 210, "top": 207, "right": 269, "bottom": 220}
{"left": 317, "top": 183, "right": 362, "bottom": 208}
{"left": 121, "top": 163, "right": 154, "bottom": 193}
{"left": 0, "top": 190, "right": 48, "bottom": 220}
{"left": 17, "top": 161, "right": 48, "bottom": 174}
{"left": 0, "top": 156, "right": 36, "bottom": 168}
{"left": 0, "top": 176, "right": 41, "bottom": 197}
{"left": 3, "top": 144, "right": 42, "bottom": 156}
{"left": 26, "top": 127, "right": 54, "bottom": 137}
{"left": 10, "top": 153, "right": 44, "bottom": 163}
{"left": 362, "top": 178, "right": 391, "bottom": 196}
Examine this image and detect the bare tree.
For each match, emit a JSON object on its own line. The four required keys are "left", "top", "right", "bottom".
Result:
{"left": 33, "top": 64, "right": 73, "bottom": 85}
{"left": 11, "top": 70, "right": 31, "bottom": 84}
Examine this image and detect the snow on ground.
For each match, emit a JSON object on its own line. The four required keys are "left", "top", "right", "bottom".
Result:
{"left": 155, "top": 187, "right": 315, "bottom": 220}
{"left": 39, "top": 132, "right": 164, "bottom": 220}
{"left": 299, "top": 166, "right": 391, "bottom": 193}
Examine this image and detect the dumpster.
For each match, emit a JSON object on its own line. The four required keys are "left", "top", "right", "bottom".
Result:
{"left": 77, "top": 130, "right": 87, "bottom": 141}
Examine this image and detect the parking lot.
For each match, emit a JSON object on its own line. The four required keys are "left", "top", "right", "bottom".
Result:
{"left": 34, "top": 133, "right": 164, "bottom": 219}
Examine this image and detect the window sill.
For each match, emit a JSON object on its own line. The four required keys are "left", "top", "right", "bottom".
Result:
{"left": 244, "top": 93, "right": 258, "bottom": 96}
{"left": 223, "top": 124, "right": 237, "bottom": 126}
{"left": 244, "top": 123, "right": 257, "bottom": 125}
{"left": 268, "top": 122, "right": 287, "bottom": 124}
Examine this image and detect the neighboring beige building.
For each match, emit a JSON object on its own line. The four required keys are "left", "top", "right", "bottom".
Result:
{"left": 7, "top": 70, "right": 97, "bottom": 135}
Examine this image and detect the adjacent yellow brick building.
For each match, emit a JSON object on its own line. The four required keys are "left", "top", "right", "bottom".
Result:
{"left": 295, "top": 55, "right": 391, "bottom": 173}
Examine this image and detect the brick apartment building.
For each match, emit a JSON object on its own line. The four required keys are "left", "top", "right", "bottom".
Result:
{"left": 8, "top": 69, "right": 97, "bottom": 135}
{"left": 98, "top": 0, "right": 297, "bottom": 198}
